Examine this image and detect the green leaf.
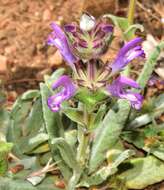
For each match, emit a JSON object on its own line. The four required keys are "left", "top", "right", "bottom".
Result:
{"left": 78, "top": 167, "right": 117, "bottom": 188}
{"left": 0, "top": 142, "right": 13, "bottom": 175}
{"left": 51, "top": 137, "right": 82, "bottom": 190}
{"left": 117, "top": 156, "right": 164, "bottom": 189}
{"left": 40, "top": 83, "right": 64, "bottom": 139}
{"left": 89, "top": 104, "right": 106, "bottom": 130}
{"left": 62, "top": 107, "right": 86, "bottom": 126}
{"left": 21, "top": 90, "right": 40, "bottom": 100}
{"left": 75, "top": 88, "right": 107, "bottom": 110}
{"left": 0, "top": 177, "right": 61, "bottom": 190}
{"left": 106, "top": 140, "right": 125, "bottom": 164}
{"left": 104, "top": 14, "right": 129, "bottom": 31}
{"left": 23, "top": 98, "right": 45, "bottom": 136}
{"left": 51, "top": 137, "right": 79, "bottom": 171}
{"left": 7, "top": 98, "right": 33, "bottom": 156}
{"left": 78, "top": 150, "right": 134, "bottom": 187}
{"left": 7, "top": 94, "right": 46, "bottom": 157}
{"left": 40, "top": 83, "right": 71, "bottom": 180}
{"left": 137, "top": 41, "right": 164, "bottom": 89}
{"left": 124, "top": 24, "right": 144, "bottom": 40}
{"left": 65, "top": 130, "right": 77, "bottom": 149}
{"left": 18, "top": 133, "right": 49, "bottom": 154}
{"left": 29, "top": 143, "right": 50, "bottom": 154}
{"left": 89, "top": 100, "right": 130, "bottom": 173}
{"left": 103, "top": 14, "right": 144, "bottom": 41}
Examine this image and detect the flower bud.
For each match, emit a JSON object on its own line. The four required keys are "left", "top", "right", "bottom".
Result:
{"left": 64, "top": 13, "right": 113, "bottom": 60}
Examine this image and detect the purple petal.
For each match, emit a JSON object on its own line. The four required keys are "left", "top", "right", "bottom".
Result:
{"left": 107, "top": 76, "right": 143, "bottom": 110}
{"left": 117, "top": 76, "right": 141, "bottom": 89}
{"left": 130, "top": 93, "right": 143, "bottom": 109}
{"left": 47, "top": 75, "right": 76, "bottom": 112}
{"left": 64, "top": 24, "right": 77, "bottom": 33}
{"left": 118, "top": 37, "right": 143, "bottom": 56}
{"left": 47, "top": 22, "right": 77, "bottom": 68}
{"left": 47, "top": 94, "right": 62, "bottom": 112}
{"left": 101, "top": 24, "right": 113, "bottom": 33}
{"left": 111, "top": 37, "right": 145, "bottom": 73}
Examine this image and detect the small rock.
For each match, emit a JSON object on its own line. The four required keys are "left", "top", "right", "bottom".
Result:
{"left": 43, "top": 9, "right": 51, "bottom": 21}
{"left": 0, "top": 55, "right": 7, "bottom": 72}
{"left": 155, "top": 67, "right": 164, "bottom": 80}
{"left": 54, "top": 180, "right": 65, "bottom": 189}
{"left": 9, "top": 164, "right": 24, "bottom": 174}
{"left": 5, "top": 46, "right": 17, "bottom": 55}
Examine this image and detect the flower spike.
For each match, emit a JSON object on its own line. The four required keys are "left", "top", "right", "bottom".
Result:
{"left": 107, "top": 76, "right": 143, "bottom": 109}
{"left": 47, "top": 75, "right": 76, "bottom": 112}
{"left": 47, "top": 23, "right": 77, "bottom": 68}
{"left": 111, "top": 37, "right": 145, "bottom": 73}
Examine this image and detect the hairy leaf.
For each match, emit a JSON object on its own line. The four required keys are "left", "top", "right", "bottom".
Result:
{"left": 40, "top": 82, "right": 71, "bottom": 180}
{"left": 117, "top": 156, "right": 164, "bottom": 189}
{"left": 89, "top": 100, "right": 130, "bottom": 173}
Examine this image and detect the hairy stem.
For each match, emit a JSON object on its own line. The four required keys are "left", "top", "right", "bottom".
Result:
{"left": 77, "top": 127, "right": 89, "bottom": 166}
{"left": 127, "top": 0, "right": 136, "bottom": 25}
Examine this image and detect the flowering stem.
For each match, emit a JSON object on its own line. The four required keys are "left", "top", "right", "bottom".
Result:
{"left": 127, "top": 0, "right": 136, "bottom": 25}
{"left": 123, "top": 0, "right": 136, "bottom": 77}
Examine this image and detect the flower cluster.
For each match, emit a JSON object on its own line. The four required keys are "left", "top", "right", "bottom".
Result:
{"left": 47, "top": 13, "right": 145, "bottom": 112}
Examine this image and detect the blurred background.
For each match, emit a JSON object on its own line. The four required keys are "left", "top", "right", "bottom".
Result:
{"left": 0, "top": 0, "right": 163, "bottom": 103}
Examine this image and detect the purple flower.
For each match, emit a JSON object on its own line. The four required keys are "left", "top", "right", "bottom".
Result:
{"left": 107, "top": 76, "right": 143, "bottom": 109}
{"left": 47, "top": 22, "right": 77, "bottom": 68}
{"left": 47, "top": 75, "right": 76, "bottom": 112}
{"left": 111, "top": 37, "right": 145, "bottom": 73}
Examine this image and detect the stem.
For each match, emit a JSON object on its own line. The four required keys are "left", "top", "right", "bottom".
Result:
{"left": 77, "top": 127, "right": 89, "bottom": 166}
{"left": 123, "top": 0, "right": 136, "bottom": 77}
{"left": 77, "top": 105, "right": 89, "bottom": 166}
{"left": 87, "top": 60, "right": 95, "bottom": 81}
{"left": 127, "top": 0, "right": 136, "bottom": 25}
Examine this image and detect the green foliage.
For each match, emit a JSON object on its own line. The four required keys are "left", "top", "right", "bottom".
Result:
{"left": 137, "top": 41, "right": 164, "bottom": 88}
{"left": 0, "top": 177, "right": 61, "bottom": 190}
{"left": 78, "top": 150, "right": 134, "bottom": 187}
{"left": 75, "top": 88, "right": 107, "bottom": 110}
{"left": 0, "top": 142, "right": 13, "bottom": 175}
{"left": 116, "top": 156, "right": 164, "bottom": 189}
{"left": 103, "top": 14, "right": 144, "bottom": 41}
{"left": 40, "top": 81, "right": 71, "bottom": 181}
{"left": 89, "top": 100, "right": 130, "bottom": 173}
{"left": 6, "top": 91, "right": 47, "bottom": 157}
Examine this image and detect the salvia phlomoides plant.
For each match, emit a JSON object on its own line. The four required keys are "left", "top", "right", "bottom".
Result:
{"left": 2, "top": 7, "right": 164, "bottom": 190}
{"left": 46, "top": 12, "right": 147, "bottom": 189}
